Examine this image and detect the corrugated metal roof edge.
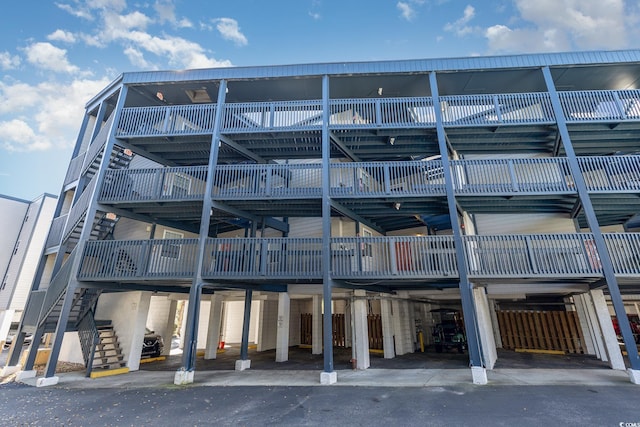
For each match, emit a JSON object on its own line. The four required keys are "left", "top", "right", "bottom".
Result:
{"left": 122, "top": 49, "right": 640, "bottom": 84}
{"left": 89, "top": 49, "right": 640, "bottom": 107}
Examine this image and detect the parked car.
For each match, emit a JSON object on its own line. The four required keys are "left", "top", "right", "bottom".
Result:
{"left": 142, "top": 328, "right": 164, "bottom": 358}
{"left": 3, "top": 332, "right": 33, "bottom": 350}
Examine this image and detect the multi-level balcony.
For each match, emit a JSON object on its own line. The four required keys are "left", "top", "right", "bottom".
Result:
{"left": 77, "top": 233, "right": 640, "bottom": 287}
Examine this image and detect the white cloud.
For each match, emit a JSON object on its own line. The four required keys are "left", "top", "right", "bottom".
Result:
{"left": 213, "top": 18, "right": 248, "bottom": 46}
{"left": 55, "top": 1, "right": 95, "bottom": 20}
{"left": 0, "top": 76, "right": 111, "bottom": 151}
{"left": 154, "top": 0, "right": 193, "bottom": 28}
{"left": 0, "top": 52, "right": 21, "bottom": 70}
{"left": 397, "top": 2, "right": 415, "bottom": 21}
{"left": 484, "top": 0, "right": 637, "bottom": 53}
{"left": 444, "top": 5, "right": 476, "bottom": 36}
{"left": 123, "top": 46, "right": 154, "bottom": 69}
{"left": 48, "top": 29, "right": 77, "bottom": 43}
{"left": 309, "top": 12, "right": 321, "bottom": 20}
{"left": 23, "top": 42, "right": 80, "bottom": 74}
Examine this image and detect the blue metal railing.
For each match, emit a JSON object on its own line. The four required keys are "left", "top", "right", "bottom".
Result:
{"left": 78, "top": 239, "right": 199, "bottom": 280}
{"left": 559, "top": 89, "right": 640, "bottom": 123}
{"left": 221, "top": 100, "right": 323, "bottom": 133}
{"left": 75, "top": 233, "right": 640, "bottom": 281}
{"left": 578, "top": 155, "right": 640, "bottom": 192}
{"left": 100, "top": 166, "right": 208, "bottom": 202}
{"left": 116, "top": 104, "right": 217, "bottom": 137}
{"left": 213, "top": 163, "right": 322, "bottom": 199}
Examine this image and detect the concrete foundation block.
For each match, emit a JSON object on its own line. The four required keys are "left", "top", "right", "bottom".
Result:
{"left": 0, "top": 364, "right": 21, "bottom": 377}
{"left": 36, "top": 376, "right": 59, "bottom": 387}
{"left": 628, "top": 369, "right": 640, "bottom": 385}
{"left": 320, "top": 371, "right": 337, "bottom": 385}
{"left": 174, "top": 369, "right": 194, "bottom": 385}
{"left": 471, "top": 366, "right": 488, "bottom": 385}
{"left": 15, "top": 370, "right": 36, "bottom": 382}
{"left": 235, "top": 359, "right": 251, "bottom": 371}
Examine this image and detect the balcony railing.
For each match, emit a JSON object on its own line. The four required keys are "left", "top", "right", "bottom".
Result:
{"left": 330, "top": 161, "right": 445, "bottom": 197}
{"left": 331, "top": 236, "right": 457, "bottom": 279}
{"left": 440, "top": 92, "right": 555, "bottom": 126}
{"left": 221, "top": 100, "right": 323, "bottom": 133}
{"left": 116, "top": 104, "right": 217, "bottom": 137}
{"left": 578, "top": 155, "right": 640, "bottom": 192}
{"left": 329, "top": 97, "right": 436, "bottom": 129}
{"left": 559, "top": 89, "right": 640, "bottom": 123}
{"left": 100, "top": 166, "right": 208, "bottom": 202}
{"left": 79, "top": 239, "right": 199, "bottom": 280}
{"left": 213, "top": 163, "right": 322, "bottom": 199}
{"left": 464, "top": 234, "right": 602, "bottom": 278}
{"left": 76, "top": 233, "right": 640, "bottom": 282}
{"left": 202, "top": 238, "right": 323, "bottom": 279}
{"left": 63, "top": 177, "right": 97, "bottom": 242}
{"left": 451, "top": 157, "right": 575, "bottom": 194}
{"left": 113, "top": 90, "right": 640, "bottom": 139}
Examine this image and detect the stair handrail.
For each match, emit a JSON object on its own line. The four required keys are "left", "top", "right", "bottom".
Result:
{"left": 77, "top": 310, "right": 99, "bottom": 377}
{"left": 38, "top": 246, "right": 78, "bottom": 327}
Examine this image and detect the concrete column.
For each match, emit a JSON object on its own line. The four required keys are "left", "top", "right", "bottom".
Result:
{"left": 276, "top": 292, "right": 290, "bottom": 362}
{"left": 353, "top": 290, "right": 370, "bottom": 369}
{"left": 162, "top": 299, "right": 178, "bottom": 356}
{"left": 312, "top": 295, "right": 322, "bottom": 355}
{"left": 128, "top": 292, "right": 152, "bottom": 372}
{"left": 380, "top": 298, "right": 395, "bottom": 359}
{"left": 573, "top": 294, "right": 597, "bottom": 356}
{"left": 391, "top": 299, "right": 406, "bottom": 355}
{"left": 591, "top": 289, "right": 625, "bottom": 370}
{"left": 487, "top": 300, "right": 502, "bottom": 349}
{"left": 204, "top": 295, "right": 223, "bottom": 359}
{"left": 473, "top": 287, "right": 497, "bottom": 369}
{"left": 0, "top": 309, "right": 15, "bottom": 349}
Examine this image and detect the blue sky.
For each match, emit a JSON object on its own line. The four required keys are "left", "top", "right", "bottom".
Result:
{"left": 1, "top": 0, "right": 639, "bottom": 200}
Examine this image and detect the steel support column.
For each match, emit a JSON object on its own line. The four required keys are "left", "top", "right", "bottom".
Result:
{"left": 321, "top": 74, "right": 334, "bottom": 375}
{"left": 542, "top": 66, "right": 640, "bottom": 370}
{"left": 181, "top": 80, "right": 227, "bottom": 373}
{"left": 240, "top": 289, "right": 253, "bottom": 361}
{"left": 429, "top": 72, "right": 485, "bottom": 370}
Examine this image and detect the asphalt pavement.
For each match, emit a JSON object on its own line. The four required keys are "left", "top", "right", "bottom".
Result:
{"left": 2, "top": 346, "right": 640, "bottom": 426}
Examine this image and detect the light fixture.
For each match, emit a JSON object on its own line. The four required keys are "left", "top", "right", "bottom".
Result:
{"left": 388, "top": 137, "right": 396, "bottom": 145}
{"left": 156, "top": 91, "right": 165, "bottom": 102}
{"left": 393, "top": 202, "right": 401, "bottom": 210}
{"left": 377, "top": 87, "right": 383, "bottom": 96}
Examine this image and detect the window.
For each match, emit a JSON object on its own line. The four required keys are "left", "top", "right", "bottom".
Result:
{"left": 163, "top": 173, "right": 191, "bottom": 198}
{"left": 1, "top": 275, "right": 8, "bottom": 291}
{"left": 361, "top": 229, "right": 373, "bottom": 257}
{"left": 161, "top": 230, "right": 184, "bottom": 259}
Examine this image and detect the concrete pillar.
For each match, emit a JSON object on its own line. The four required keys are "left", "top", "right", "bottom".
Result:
{"left": 0, "top": 309, "right": 15, "bottom": 349}
{"left": 473, "top": 287, "right": 497, "bottom": 369}
{"left": 391, "top": 299, "right": 406, "bottom": 355}
{"left": 161, "top": 300, "right": 177, "bottom": 356}
{"left": 276, "top": 292, "right": 290, "bottom": 362}
{"left": 591, "top": 289, "right": 625, "bottom": 370}
{"left": 352, "top": 290, "right": 370, "bottom": 369}
{"left": 487, "top": 300, "right": 502, "bottom": 349}
{"left": 312, "top": 295, "right": 322, "bottom": 355}
{"left": 573, "top": 294, "right": 597, "bottom": 356}
{"left": 392, "top": 293, "right": 413, "bottom": 356}
{"left": 204, "top": 295, "right": 223, "bottom": 359}
{"left": 380, "top": 297, "right": 395, "bottom": 359}
{"left": 128, "top": 292, "right": 152, "bottom": 372}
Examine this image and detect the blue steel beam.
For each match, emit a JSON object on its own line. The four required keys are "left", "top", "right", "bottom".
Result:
{"left": 321, "top": 75, "right": 334, "bottom": 374}
{"left": 542, "top": 66, "right": 640, "bottom": 371}
{"left": 429, "top": 71, "right": 485, "bottom": 369}
{"left": 181, "top": 79, "right": 227, "bottom": 372}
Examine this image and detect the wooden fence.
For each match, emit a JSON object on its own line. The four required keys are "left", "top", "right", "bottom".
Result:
{"left": 300, "top": 313, "right": 347, "bottom": 347}
{"left": 496, "top": 310, "right": 585, "bottom": 353}
{"left": 368, "top": 314, "right": 383, "bottom": 350}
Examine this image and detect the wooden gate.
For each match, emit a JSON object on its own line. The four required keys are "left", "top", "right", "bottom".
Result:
{"left": 368, "top": 314, "right": 383, "bottom": 350}
{"left": 496, "top": 310, "right": 585, "bottom": 354}
{"left": 300, "top": 313, "right": 347, "bottom": 348}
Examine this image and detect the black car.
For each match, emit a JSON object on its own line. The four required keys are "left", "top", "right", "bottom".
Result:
{"left": 142, "top": 328, "right": 164, "bottom": 358}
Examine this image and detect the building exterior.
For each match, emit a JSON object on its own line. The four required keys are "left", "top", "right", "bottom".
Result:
{"left": 0, "top": 193, "right": 57, "bottom": 348}
{"left": 4, "top": 49, "right": 640, "bottom": 386}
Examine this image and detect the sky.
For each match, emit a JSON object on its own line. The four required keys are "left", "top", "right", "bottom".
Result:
{"left": 1, "top": 0, "right": 640, "bottom": 201}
